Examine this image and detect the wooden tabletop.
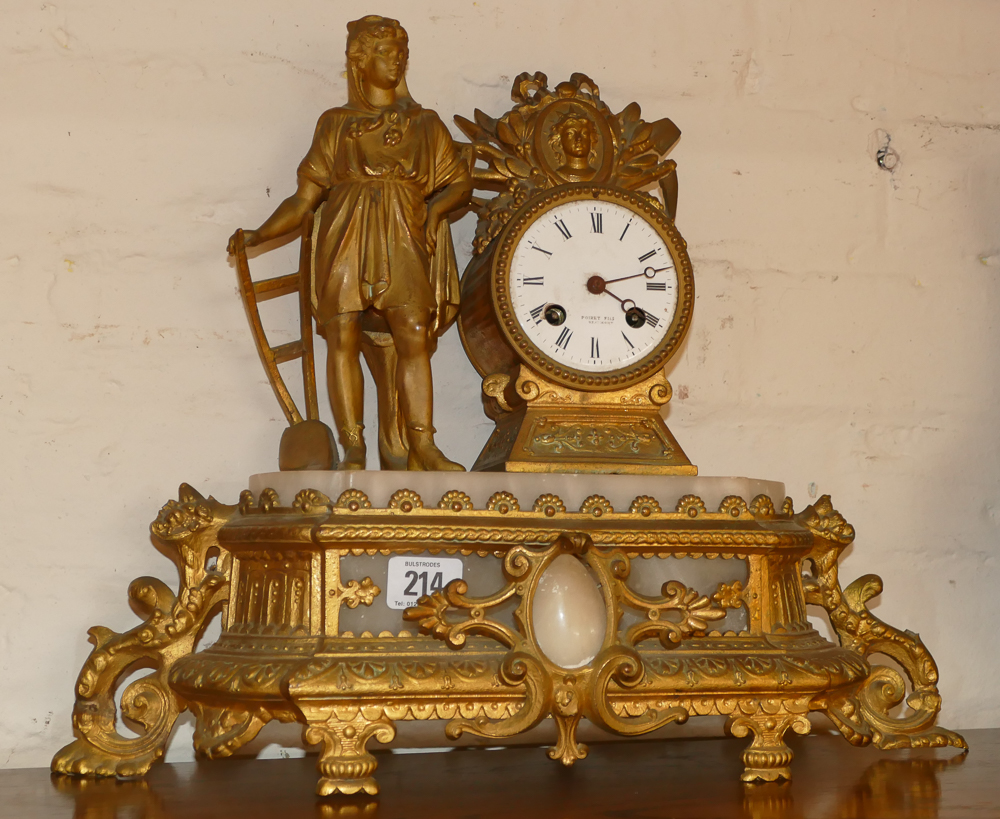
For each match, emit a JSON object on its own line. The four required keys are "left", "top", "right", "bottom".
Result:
{"left": 3, "top": 729, "right": 995, "bottom": 819}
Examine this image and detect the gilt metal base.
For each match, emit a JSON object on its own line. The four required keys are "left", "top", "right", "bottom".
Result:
{"left": 51, "top": 481, "right": 966, "bottom": 796}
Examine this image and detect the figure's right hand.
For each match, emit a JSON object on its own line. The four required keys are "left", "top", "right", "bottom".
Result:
{"left": 227, "top": 229, "right": 259, "bottom": 256}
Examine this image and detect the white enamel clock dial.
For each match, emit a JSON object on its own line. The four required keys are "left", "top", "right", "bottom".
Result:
{"left": 508, "top": 198, "right": 678, "bottom": 374}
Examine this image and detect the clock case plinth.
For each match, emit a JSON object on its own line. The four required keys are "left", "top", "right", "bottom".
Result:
{"left": 51, "top": 479, "right": 966, "bottom": 797}
{"left": 472, "top": 363, "right": 696, "bottom": 474}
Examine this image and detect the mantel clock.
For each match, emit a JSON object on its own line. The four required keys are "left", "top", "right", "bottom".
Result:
{"left": 457, "top": 72, "right": 696, "bottom": 473}
{"left": 51, "top": 32, "right": 966, "bottom": 802}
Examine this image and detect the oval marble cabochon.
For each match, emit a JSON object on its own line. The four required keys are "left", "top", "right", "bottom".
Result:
{"left": 531, "top": 554, "right": 607, "bottom": 668}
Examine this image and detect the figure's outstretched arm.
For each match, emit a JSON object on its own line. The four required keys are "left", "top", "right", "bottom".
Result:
{"left": 425, "top": 177, "right": 472, "bottom": 256}
{"left": 227, "top": 177, "right": 326, "bottom": 255}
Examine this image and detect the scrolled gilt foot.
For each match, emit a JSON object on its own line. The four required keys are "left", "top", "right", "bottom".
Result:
{"left": 800, "top": 497, "right": 967, "bottom": 754}
{"left": 726, "top": 713, "right": 811, "bottom": 783}
{"left": 302, "top": 708, "right": 396, "bottom": 796}
{"left": 52, "top": 688, "right": 174, "bottom": 779}
{"left": 51, "top": 485, "right": 235, "bottom": 779}
{"left": 548, "top": 714, "right": 587, "bottom": 766}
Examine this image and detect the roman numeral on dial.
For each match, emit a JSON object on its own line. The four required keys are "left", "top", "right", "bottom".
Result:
{"left": 555, "top": 220, "right": 572, "bottom": 240}
{"left": 638, "top": 249, "right": 657, "bottom": 263}
{"left": 530, "top": 304, "right": 545, "bottom": 324}
{"left": 531, "top": 245, "right": 553, "bottom": 257}
{"left": 590, "top": 337, "right": 600, "bottom": 358}
{"left": 556, "top": 327, "right": 573, "bottom": 350}
{"left": 590, "top": 212, "right": 603, "bottom": 233}
{"left": 646, "top": 282, "right": 667, "bottom": 291}
{"left": 522, "top": 276, "right": 544, "bottom": 286}
{"left": 645, "top": 312, "right": 660, "bottom": 328}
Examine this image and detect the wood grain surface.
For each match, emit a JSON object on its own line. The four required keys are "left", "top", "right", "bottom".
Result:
{"left": 3, "top": 729, "right": 994, "bottom": 819}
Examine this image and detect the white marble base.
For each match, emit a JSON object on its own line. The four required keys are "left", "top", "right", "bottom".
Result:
{"left": 248, "top": 471, "right": 785, "bottom": 512}
{"left": 338, "top": 551, "right": 749, "bottom": 637}
{"left": 247, "top": 471, "right": 772, "bottom": 641}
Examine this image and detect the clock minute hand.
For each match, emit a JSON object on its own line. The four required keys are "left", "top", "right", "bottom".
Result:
{"left": 601, "top": 272, "right": 645, "bottom": 285}
{"left": 601, "top": 266, "right": 672, "bottom": 286}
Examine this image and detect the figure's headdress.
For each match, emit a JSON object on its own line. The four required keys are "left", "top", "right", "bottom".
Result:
{"left": 345, "top": 15, "right": 415, "bottom": 112}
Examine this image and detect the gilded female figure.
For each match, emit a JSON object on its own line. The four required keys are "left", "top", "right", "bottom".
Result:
{"left": 228, "top": 16, "right": 469, "bottom": 471}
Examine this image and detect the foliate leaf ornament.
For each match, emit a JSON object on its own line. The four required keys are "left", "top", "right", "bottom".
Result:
{"left": 486, "top": 491, "right": 520, "bottom": 514}
{"left": 335, "top": 489, "right": 372, "bottom": 511}
{"left": 718, "top": 496, "right": 749, "bottom": 518}
{"left": 388, "top": 489, "right": 423, "bottom": 512}
{"left": 798, "top": 495, "right": 855, "bottom": 544}
{"left": 438, "top": 490, "right": 474, "bottom": 512}
{"left": 293, "top": 489, "right": 333, "bottom": 514}
{"left": 629, "top": 496, "right": 662, "bottom": 516}
{"left": 713, "top": 581, "right": 746, "bottom": 611}
{"left": 532, "top": 494, "right": 567, "bottom": 515}
{"left": 749, "top": 495, "right": 776, "bottom": 517}
{"left": 341, "top": 578, "right": 380, "bottom": 609}
{"left": 675, "top": 495, "right": 707, "bottom": 517}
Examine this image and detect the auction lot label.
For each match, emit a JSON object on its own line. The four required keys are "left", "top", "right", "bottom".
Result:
{"left": 386, "top": 556, "right": 464, "bottom": 610}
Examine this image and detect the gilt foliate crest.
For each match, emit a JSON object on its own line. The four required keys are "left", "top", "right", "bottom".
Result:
{"left": 455, "top": 72, "right": 682, "bottom": 255}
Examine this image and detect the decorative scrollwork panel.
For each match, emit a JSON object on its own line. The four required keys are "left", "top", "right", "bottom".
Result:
{"left": 405, "top": 531, "right": 742, "bottom": 763}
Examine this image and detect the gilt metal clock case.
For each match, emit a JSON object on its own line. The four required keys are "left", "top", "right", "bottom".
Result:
{"left": 456, "top": 72, "right": 698, "bottom": 472}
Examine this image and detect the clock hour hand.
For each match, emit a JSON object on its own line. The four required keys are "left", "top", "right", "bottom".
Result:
{"left": 587, "top": 274, "right": 649, "bottom": 323}
{"left": 587, "top": 275, "right": 628, "bottom": 305}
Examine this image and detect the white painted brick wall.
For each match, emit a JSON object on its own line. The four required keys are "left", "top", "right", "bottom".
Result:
{"left": 2, "top": 1, "right": 998, "bottom": 767}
